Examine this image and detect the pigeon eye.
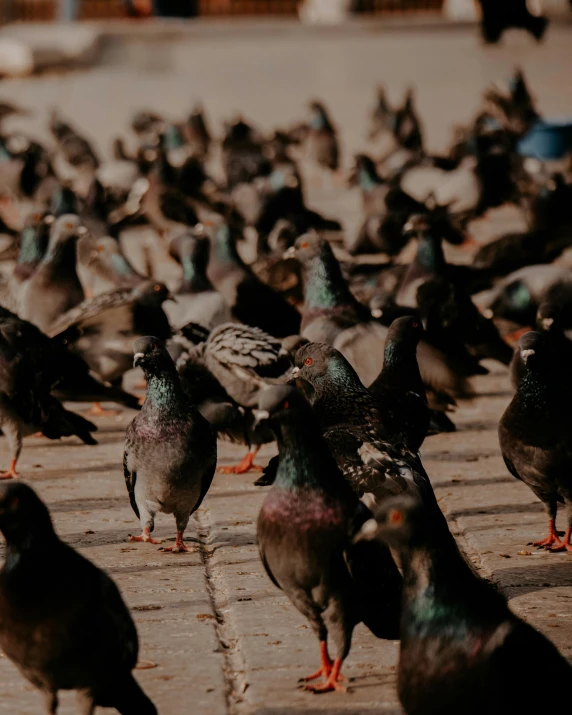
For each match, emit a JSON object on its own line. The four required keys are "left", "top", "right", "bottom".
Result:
{"left": 283, "top": 401, "right": 289, "bottom": 409}
{"left": 305, "top": 357, "right": 313, "bottom": 366}
{"left": 300, "top": 241, "right": 309, "bottom": 249}
{"left": 412, "top": 321, "right": 419, "bottom": 328}
{"left": 65, "top": 222, "right": 74, "bottom": 230}
{"left": 154, "top": 285, "right": 161, "bottom": 292}
{"left": 389, "top": 509, "right": 403, "bottom": 525}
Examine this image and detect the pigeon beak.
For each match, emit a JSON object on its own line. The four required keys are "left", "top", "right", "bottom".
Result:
{"left": 288, "top": 366, "right": 301, "bottom": 383}
{"left": 253, "top": 409, "right": 270, "bottom": 429}
{"left": 166, "top": 293, "right": 178, "bottom": 303}
{"left": 371, "top": 308, "right": 383, "bottom": 319}
{"left": 133, "top": 352, "right": 145, "bottom": 368}
{"left": 540, "top": 318, "right": 554, "bottom": 330}
{"left": 283, "top": 246, "right": 297, "bottom": 260}
{"left": 402, "top": 219, "right": 415, "bottom": 234}
{"left": 77, "top": 226, "right": 88, "bottom": 236}
{"left": 520, "top": 348, "right": 535, "bottom": 363}
{"left": 353, "top": 518, "right": 380, "bottom": 543}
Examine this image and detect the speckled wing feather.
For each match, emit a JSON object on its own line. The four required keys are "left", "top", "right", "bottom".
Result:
{"left": 46, "top": 287, "right": 136, "bottom": 338}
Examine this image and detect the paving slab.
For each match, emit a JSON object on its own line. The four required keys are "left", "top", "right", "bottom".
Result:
{"left": 1, "top": 21, "right": 572, "bottom": 715}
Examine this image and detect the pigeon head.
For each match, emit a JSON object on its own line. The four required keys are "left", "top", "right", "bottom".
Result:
{"left": 254, "top": 385, "right": 310, "bottom": 429}
{"left": 384, "top": 316, "right": 425, "bottom": 364}
{"left": 355, "top": 495, "right": 424, "bottom": 548}
{"left": 284, "top": 232, "right": 324, "bottom": 263}
{"left": 348, "top": 154, "right": 380, "bottom": 190}
{"left": 0, "top": 482, "right": 55, "bottom": 548}
{"left": 402, "top": 213, "right": 431, "bottom": 240}
{"left": 291, "top": 342, "right": 364, "bottom": 397}
{"left": 133, "top": 281, "right": 173, "bottom": 306}
{"left": 517, "top": 331, "right": 546, "bottom": 370}
{"left": 133, "top": 336, "right": 173, "bottom": 373}
{"left": 536, "top": 301, "right": 562, "bottom": 334}
{"left": 308, "top": 100, "right": 329, "bottom": 130}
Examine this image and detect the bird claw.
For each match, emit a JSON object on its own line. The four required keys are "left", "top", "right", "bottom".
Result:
{"left": 0, "top": 460, "right": 20, "bottom": 479}
{"left": 533, "top": 534, "right": 562, "bottom": 548}
{"left": 129, "top": 533, "right": 163, "bottom": 545}
{"left": 217, "top": 451, "right": 263, "bottom": 474}
{"left": 303, "top": 679, "right": 348, "bottom": 694}
{"left": 0, "top": 469, "right": 19, "bottom": 480}
{"left": 86, "top": 403, "right": 120, "bottom": 417}
{"left": 547, "top": 541, "right": 572, "bottom": 553}
{"left": 160, "top": 543, "right": 193, "bottom": 553}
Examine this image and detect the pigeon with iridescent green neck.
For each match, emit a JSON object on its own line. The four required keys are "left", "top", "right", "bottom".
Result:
{"left": 356, "top": 494, "right": 572, "bottom": 715}
{"left": 124, "top": 336, "right": 216, "bottom": 552}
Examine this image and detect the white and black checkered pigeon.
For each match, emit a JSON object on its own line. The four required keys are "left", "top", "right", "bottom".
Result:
{"left": 46, "top": 280, "right": 172, "bottom": 398}
{"left": 124, "top": 336, "right": 217, "bottom": 552}
{"left": 0, "top": 482, "right": 157, "bottom": 715}
{"left": 176, "top": 321, "right": 292, "bottom": 474}
{"left": 18, "top": 214, "right": 87, "bottom": 332}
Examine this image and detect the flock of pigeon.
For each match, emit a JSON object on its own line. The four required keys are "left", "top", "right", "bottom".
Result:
{"left": 1, "top": 66, "right": 572, "bottom": 713}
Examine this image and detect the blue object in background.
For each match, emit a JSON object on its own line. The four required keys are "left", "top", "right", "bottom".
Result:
{"left": 58, "top": 0, "right": 80, "bottom": 21}
{"left": 518, "top": 119, "right": 572, "bottom": 160}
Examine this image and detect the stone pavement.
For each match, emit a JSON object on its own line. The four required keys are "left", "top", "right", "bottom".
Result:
{"left": 1, "top": 21, "right": 572, "bottom": 715}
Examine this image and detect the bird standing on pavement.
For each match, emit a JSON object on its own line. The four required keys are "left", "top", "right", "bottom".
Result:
{"left": 499, "top": 331, "right": 572, "bottom": 551}
{"left": 0, "top": 481, "right": 157, "bottom": 715}
{"left": 124, "top": 336, "right": 216, "bottom": 551}
{"left": 256, "top": 386, "right": 402, "bottom": 692}
{"left": 356, "top": 495, "right": 572, "bottom": 715}
{"left": 18, "top": 214, "right": 86, "bottom": 332}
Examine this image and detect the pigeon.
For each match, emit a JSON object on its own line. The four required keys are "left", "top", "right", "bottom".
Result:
{"left": 184, "top": 104, "right": 211, "bottom": 159}
{"left": 18, "top": 214, "right": 87, "bottom": 332}
{"left": 0, "top": 482, "right": 157, "bottom": 715}
{"left": 221, "top": 117, "right": 271, "bottom": 189}
{"left": 0, "top": 311, "right": 97, "bottom": 478}
{"left": 256, "top": 385, "right": 402, "bottom": 692}
{"left": 206, "top": 220, "right": 301, "bottom": 338}
{"left": 303, "top": 101, "right": 340, "bottom": 172}
{"left": 167, "top": 229, "right": 232, "bottom": 330}
{"left": 77, "top": 235, "right": 145, "bottom": 296}
{"left": 49, "top": 109, "right": 100, "bottom": 171}
{"left": 499, "top": 331, "right": 572, "bottom": 551}
{"left": 290, "top": 341, "right": 438, "bottom": 507}
{"left": 47, "top": 280, "right": 172, "bottom": 389}
{"left": 368, "top": 316, "right": 430, "bottom": 452}
{"left": 124, "top": 336, "right": 216, "bottom": 551}
{"left": 509, "top": 301, "right": 572, "bottom": 388}
{"left": 0, "top": 304, "right": 140, "bottom": 412}
{"left": 177, "top": 321, "right": 291, "bottom": 473}
{"left": 288, "top": 232, "right": 472, "bottom": 403}
{"left": 356, "top": 494, "right": 571, "bottom": 715}
{"left": 485, "top": 264, "right": 572, "bottom": 328}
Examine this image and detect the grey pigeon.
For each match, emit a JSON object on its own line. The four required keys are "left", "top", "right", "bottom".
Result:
{"left": 124, "top": 336, "right": 216, "bottom": 551}
{"left": 167, "top": 229, "right": 231, "bottom": 330}
{"left": 18, "top": 214, "right": 86, "bottom": 332}
{"left": 0, "top": 482, "right": 157, "bottom": 715}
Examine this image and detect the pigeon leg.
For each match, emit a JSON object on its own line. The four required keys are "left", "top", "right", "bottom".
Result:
{"left": 0, "top": 457, "right": 20, "bottom": 480}
{"left": 218, "top": 448, "right": 263, "bottom": 474}
{"left": 1, "top": 425, "right": 21, "bottom": 479}
{"left": 300, "top": 641, "right": 333, "bottom": 682}
{"left": 533, "top": 507, "right": 561, "bottom": 548}
{"left": 129, "top": 526, "right": 163, "bottom": 545}
{"left": 548, "top": 527, "right": 572, "bottom": 553}
{"left": 86, "top": 402, "right": 120, "bottom": 417}
{"left": 304, "top": 658, "right": 347, "bottom": 694}
{"left": 160, "top": 530, "right": 193, "bottom": 553}
{"left": 43, "top": 691, "right": 59, "bottom": 715}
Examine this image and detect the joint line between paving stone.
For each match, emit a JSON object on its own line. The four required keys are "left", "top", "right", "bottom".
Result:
{"left": 195, "top": 509, "right": 250, "bottom": 715}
